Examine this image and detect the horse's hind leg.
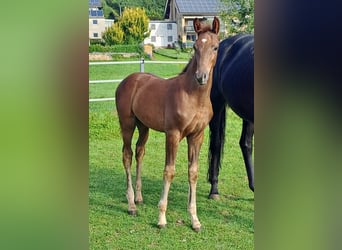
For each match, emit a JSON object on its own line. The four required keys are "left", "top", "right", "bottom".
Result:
{"left": 208, "top": 103, "right": 226, "bottom": 199}
{"left": 240, "top": 120, "right": 254, "bottom": 191}
{"left": 120, "top": 117, "right": 137, "bottom": 215}
{"left": 135, "top": 121, "right": 149, "bottom": 204}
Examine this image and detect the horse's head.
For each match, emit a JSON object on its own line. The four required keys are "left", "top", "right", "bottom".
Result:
{"left": 193, "top": 17, "right": 220, "bottom": 85}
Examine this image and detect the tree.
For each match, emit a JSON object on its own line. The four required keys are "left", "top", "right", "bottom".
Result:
{"left": 120, "top": 7, "right": 150, "bottom": 44}
{"left": 102, "top": 22, "right": 124, "bottom": 45}
{"left": 220, "top": 0, "right": 254, "bottom": 35}
{"left": 102, "top": 0, "right": 121, "bottom": 20}
{"left": 102, "top": 7, "right": 150, "bottom": 45}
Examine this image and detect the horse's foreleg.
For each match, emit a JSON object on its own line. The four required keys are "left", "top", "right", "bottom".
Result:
{"left": 158, "top": 131, "right": 180, "bottom": 228}
{"left": 135, "top": 122, "right": 149, "bottom": 204}
{"left": 240, "top": 120, "right": 254, "bottom": 191}
{"left": 187, "top": 132, "right": 204, "bottom": 232}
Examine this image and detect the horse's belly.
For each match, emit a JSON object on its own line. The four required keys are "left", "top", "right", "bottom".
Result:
{"left": 133, "top": 106, "right": 165, "bottom": 132}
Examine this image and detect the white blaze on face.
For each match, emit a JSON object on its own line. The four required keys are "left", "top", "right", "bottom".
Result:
{"left": 201, "top": 38, "right": 207, "bottom": 43}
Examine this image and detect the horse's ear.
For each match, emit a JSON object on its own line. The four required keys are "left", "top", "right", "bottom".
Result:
{"left": 194, "top": 18, "right": 202, "bottom": 34}
{"left": 212, "top": 17, "right": 220, "bottom": 34}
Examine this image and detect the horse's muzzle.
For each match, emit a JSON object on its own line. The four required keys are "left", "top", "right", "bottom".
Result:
{"left": 195, "top": 71, "right": 208, "bottom": 85}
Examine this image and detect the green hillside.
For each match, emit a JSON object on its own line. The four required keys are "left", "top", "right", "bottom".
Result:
{"left": 101, "top": 0, "right": 166, "bottom": 20}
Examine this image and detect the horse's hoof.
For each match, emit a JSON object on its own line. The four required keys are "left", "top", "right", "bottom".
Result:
{"left": 135, "top": 200, "right": 143, "bottom": 205}
{"left": 158, "top": 224, "right": 166, "bottom": 229}
{"left": 192, "top": 226, "right": 201, "bottom": 232}
{"left": 209, "top": 194, "right": 220, "bottom": 200}
{"left": 128, "top": 210, "right": 137, "bottom": 216}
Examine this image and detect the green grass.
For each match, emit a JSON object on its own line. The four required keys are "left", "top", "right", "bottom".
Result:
{"left": 90, "top": 82, "right": 118, "bottom": 99}
{"left": 89, "top": 60, "right": 188, "bottom": 100}
{"left": 89, "top": 50, "right": 190, "bottom": 82}
{"left": 89, "top": 62, "right": 188, "bottom": 82}
{"left": 89, "top": 62, "right": 254, "bottom": 249}
{"left": 154, "top": 48, "right": 193, "bottom": 60}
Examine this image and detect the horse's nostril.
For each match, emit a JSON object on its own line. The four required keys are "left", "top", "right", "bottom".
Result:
{"left": 197, "top": 76, "right": 203, "bottom": 84}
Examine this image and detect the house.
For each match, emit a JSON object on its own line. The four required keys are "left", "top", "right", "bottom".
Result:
{"left": 144, "top": 20, "right": 177, "bottom": 48}
{"left": 89, "top": 0, "right": 114, "bottom": 41}
{"left": 88, "top": 0, "right": 225, "bottom": 48}
{"left": 164, "top": 0, "right": 225, "bottom": 47}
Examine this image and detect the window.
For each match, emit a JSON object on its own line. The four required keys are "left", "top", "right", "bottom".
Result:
{"left": 151, "top": 36, "right": 156, "bottom": 42}
{"left": 167, "top": 24, "right": 172, "bottom": 30}
{"left": 93, "top": 20, "right": 98, "bottom": 24}
{"left": 168, "top": 36, "right": 173, "bottom": 42}
{"left": 186, "top": 34, "right": 196, "bottom": 41}
{"left": 151, "top": 24, "right": 156, "bottom": 30}
{"left": 93, "top": 33, "right": 98, "bottom": 38}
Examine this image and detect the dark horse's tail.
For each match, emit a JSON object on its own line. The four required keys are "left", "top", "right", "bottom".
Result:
{"left": 207, "top": 99, "right": 227, "bottom": 188}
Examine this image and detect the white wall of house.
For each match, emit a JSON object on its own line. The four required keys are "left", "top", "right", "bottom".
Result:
{"left": 89, "top": 18, "right": 105, "bottom": 39}
{"left": 144, "top": 21, "right": 178, "bottom": 48}
{"left": 105, "top": 19, "right": 114, "bottom": 28}
{"left": 89, "top": 19, "right": 114, "bottom": 40}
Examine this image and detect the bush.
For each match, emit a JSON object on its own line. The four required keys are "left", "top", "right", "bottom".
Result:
{"left": 89, "top": 39, "right": 105, "bottom": 46}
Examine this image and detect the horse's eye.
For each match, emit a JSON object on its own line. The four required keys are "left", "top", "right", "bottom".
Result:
{"left": 213, "top": 47, "right": 218, "bottom": 51}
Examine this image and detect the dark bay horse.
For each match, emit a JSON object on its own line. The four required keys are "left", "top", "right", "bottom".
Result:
{"left": 116, "top": 17, "right": 220, "bottom": 231}
{"left": 207, "top": 34, "right": 254, "bottom": 199}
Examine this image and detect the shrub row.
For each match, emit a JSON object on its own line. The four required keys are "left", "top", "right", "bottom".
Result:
{"left": 89, "top": 44, "right": 144, "bottom": 54}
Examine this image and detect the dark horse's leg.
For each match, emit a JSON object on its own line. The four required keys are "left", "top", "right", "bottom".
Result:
{"left": 208, "top": 100, "right": 226, "bottom": 199}
{"left": 240, "top": 120, "right": 254, "bottom": 191}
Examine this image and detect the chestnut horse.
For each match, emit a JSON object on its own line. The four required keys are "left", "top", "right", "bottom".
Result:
{"left": 115, "top": 17, "right": 220, "bottom": 231}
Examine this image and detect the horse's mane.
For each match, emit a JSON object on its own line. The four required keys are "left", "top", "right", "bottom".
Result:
{"left": 179, "top": 57, "right": 194, "bottom": 75}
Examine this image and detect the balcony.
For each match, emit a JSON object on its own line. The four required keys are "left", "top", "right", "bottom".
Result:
{"left": 184, "top": 26, "right": 195, "bottom": 32}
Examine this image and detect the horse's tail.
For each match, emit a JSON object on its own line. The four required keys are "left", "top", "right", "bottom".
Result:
{"left": 207, "top": 104, "right": 227, "bottom": 183}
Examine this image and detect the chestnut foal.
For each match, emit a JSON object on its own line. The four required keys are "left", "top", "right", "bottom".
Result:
{"left": 116, "top": 17, "right": 220, "bottom": 231}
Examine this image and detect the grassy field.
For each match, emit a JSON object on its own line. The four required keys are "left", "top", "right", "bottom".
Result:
{"left": 89, "top": 51, "right": 191, "bottom": 83}
{"left": 89, "top": 60, "right": 254, "bottom": 249}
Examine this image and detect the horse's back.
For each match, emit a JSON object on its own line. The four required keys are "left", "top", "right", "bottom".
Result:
{"left": 213, "top": 34, "right": 254, "bottom": 122}
{"left": 116, "top": 72, "right": 164, "bottom": 105}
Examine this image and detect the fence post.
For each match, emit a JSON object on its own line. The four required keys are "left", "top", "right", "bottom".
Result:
{"left": 140, "top": 57, "right": 144, "bottom": 72}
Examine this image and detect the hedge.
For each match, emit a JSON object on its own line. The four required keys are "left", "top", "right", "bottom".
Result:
{"left": 89, "top": 44, "right": 143, "bottom": 54}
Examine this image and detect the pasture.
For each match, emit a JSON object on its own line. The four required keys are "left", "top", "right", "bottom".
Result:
{"left": 89, "top": 61, "right": 254, "bottom": 249}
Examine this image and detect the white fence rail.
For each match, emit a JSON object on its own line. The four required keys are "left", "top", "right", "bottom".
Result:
{"left": 89, "top": 79, "right": 123, "bottom": 84}
{"left": 89, "top": 60, "right": 188, "bottom": 66}
{"left": 89, "top": 59, "right": 188, "bottom": 102}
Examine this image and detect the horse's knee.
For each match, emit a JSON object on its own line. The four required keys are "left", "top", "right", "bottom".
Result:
{"left": 135, "top": 146, "right": 145, "bottom": 161}
{"left": 163, "top": 165, "right": 175, "bottom": 182}
{"left": 123, "top": 147, "right": 133, "bottom": 167}
{"left": 188, "top": 165, "right": 198, "bottom": 183}
{"left": 239, "top": 137, "right": 252, "bottom": 151}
